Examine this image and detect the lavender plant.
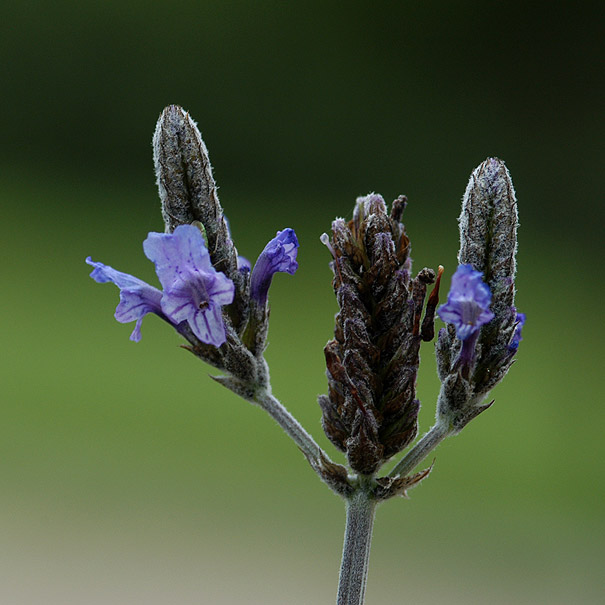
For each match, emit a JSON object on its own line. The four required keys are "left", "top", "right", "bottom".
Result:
{"left": 86, "top": 105, "right": 525, "bottom": 605}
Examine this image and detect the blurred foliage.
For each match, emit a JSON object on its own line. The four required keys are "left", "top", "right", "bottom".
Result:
{"left": 1, "top": 1, "right": 603, "bottom": 603}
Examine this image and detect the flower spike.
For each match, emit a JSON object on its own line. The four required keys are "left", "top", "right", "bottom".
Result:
{"left": 319, "top": 193, "right": 436, "bottom": 475}
{"left": 436, "top": 158, "right": 525, "bottom": 432}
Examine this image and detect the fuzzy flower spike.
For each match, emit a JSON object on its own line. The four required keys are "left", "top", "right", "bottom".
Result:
{"left": 319, "top": 193, "right": 438, "bottom": 476}
{"left": 435, "top": 158, "right": 525, "bottom": 432}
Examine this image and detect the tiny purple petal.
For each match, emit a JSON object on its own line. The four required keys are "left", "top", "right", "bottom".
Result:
{"left": 143, "top": 224, "right": 215, "bottom": 289}
{"left": 143, "top": 224, "right": 234, "bottom": 346}
{"left": 250, "top": 228, "right": 299, "bottom": 305}
{"left": 187, "top": 303, "right": 227, "bottom": 347}
{"left": 237, "top": 255, "right": 251, "bottom": 272}
{"left": 509, "top": 311, "right": 526, "bottom": 350}
{"left": 437, "top": 264, "right": 494, "bottom": 341}
{"left": 86, "top": 257, "right": 163, "bottom": 342}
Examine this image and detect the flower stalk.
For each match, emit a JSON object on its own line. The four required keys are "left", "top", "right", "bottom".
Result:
{"left": 388, "top": 421, "right": 451, "bottom": 478}
{"left": 337, "top": 487, "right": 377, "bottom": 605}
{"left": 86, "top": 106, "right": 526, "bottom": 605}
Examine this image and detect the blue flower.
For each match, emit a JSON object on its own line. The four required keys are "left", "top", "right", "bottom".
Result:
{"left": 509, "top": 311, "right": 526, "bottom": 350}
{"left": 250, "top": 228, "right": 299, "bottom": 306}
{"left": 86, "top": 258, "right": 164, "bottom": 342}
{"left": 437, "top": 264, "right": 495, "bottom": 341}
{"left": 144, "top": 224, "right": 235, "bottom": 346}
{"left": 87, "top": 224, "right": 235, "bottom": 346}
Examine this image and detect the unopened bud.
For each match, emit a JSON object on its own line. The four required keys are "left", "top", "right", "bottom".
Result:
{"left": 153, "top": 105, "right": 248, "bottom": 329}
{"left": 458, "top": 157, "right": 518, "bottom": 318}
{"left": 153, "top": 105, "right": 216, "bottom": 233}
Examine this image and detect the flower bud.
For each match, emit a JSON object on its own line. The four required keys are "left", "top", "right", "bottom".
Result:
{"left": 436, "top": 158, "right": 525, "bottom": 431}
{"left": 243, "top": 229, "right": 299, "bottom": 356}
{"left": 250, "top": 229, "right": 299, "bottom": 306}
{"left": 153, "top": 105, "right": 248, "bottom": 328}
{"left": 458, "top": 157, "right": 518, "bottom": 319}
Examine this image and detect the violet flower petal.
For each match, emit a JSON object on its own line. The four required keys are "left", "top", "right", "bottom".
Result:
{"left": 237, "top": 255, "right": 251, "bottom": 272}
{"left": 509, "top": 311, "right": 526, "bottom": 350}
{"left": 437, "top": 264, "right": 495, "bottom": 342}
{"left": 86, "top": 257, "right": 164, "bottom": 342}
{"left": 143, "top": 224, "right": 235, "bottom": 346}
{"left": 143, "top": 224, "right": 215, "bottom": 287}
{"left": 250, "top": 228, "right": 299, "bottom": 306}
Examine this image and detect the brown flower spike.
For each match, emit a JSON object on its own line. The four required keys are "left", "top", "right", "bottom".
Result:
{"left": 319, "top": 194, "right": 440, "bottom": 475}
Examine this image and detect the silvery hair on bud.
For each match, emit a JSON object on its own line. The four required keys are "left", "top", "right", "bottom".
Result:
{"left": 152, "top": 105, "right": 247, "bottom": 330}
{"left": 458, "top": 157, "right": 518, "bottom": 316}
{"left": 435, "top": 158, "right": 523, "bottom": 432}
{"left": 153, "top": 105, "right": 218, "bottom": 234}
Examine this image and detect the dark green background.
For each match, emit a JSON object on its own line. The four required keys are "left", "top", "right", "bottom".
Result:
{"left": 2, "top": 2, "right": 602, "bottom": 603}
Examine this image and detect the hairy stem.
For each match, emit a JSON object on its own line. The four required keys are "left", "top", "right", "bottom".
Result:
{"left": 337, "top": 488, "right": 377, "bottom": 605}
{"left": 388, "top": 421, "right": 452, "bottom": 478}
{"left": 254, "top": 388, "right": 332, "bottom": 469}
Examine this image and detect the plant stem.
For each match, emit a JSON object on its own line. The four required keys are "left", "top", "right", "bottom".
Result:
{"left": 337, "top": 488, "right": 377, "bottom": 605}
{"left": 254, "top": 389, "right": 332, "bottom": 468}
{"left": 388, "top": 421, "right": 451, "bottom": 478}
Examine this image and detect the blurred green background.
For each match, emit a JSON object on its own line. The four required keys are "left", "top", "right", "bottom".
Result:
{"left": 1, "top": 1, "right": 602, "bottom": 603}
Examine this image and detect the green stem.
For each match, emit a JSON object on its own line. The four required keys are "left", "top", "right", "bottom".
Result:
{"left": 254, "top": 388, "right": 332, "bottom": 469}
{"left": 337, "top": 488, "right": 377, "bottom": 605}
{"left": 388, "top": 421, "right": 451, "bottom": 478}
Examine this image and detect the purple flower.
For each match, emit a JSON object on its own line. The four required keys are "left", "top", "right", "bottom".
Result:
{"left": 437, "top": 264, "right": 495, "bottom": 373}
{"left": 250, "top": 228, "right": 299, "bottom": 306}
{"left": 237, "top": 255, "right": 251, "bottom": 273}
{"left": 437, "top": 264, "right": 495, "bottom": 341}
{"left": 143, "top": 224, "right": 235, "bottom": 346}
{"left": 509, "top": 311, "right": 526, "bottom": 350}
{"left": 86, "top": 258, "right": 164, "bottom": 342}
{"left": 87, "top": 224, "right": 235, "bottom": 347}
